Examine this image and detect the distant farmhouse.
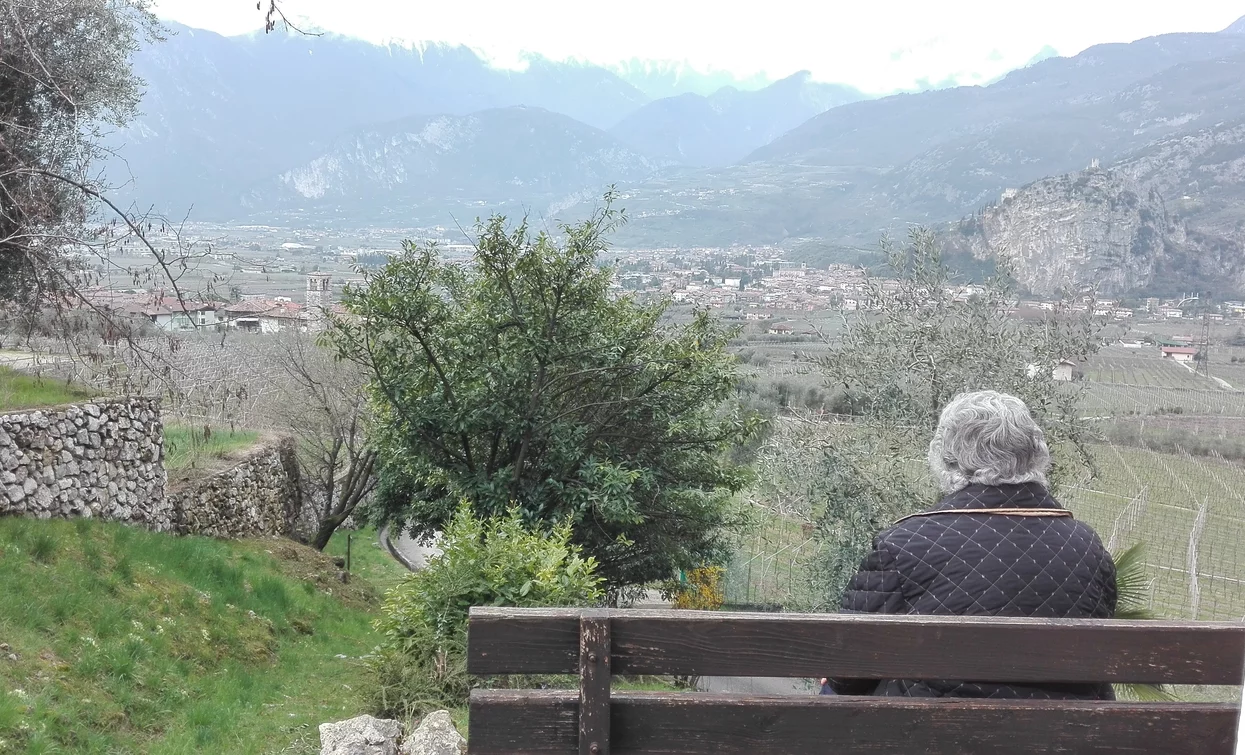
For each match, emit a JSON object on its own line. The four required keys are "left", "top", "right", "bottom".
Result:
{"left": 1159, "top": 346, "right": 1198, "bottom": 363}
{"left": 1053, "top": 359, "right": 1077, "bottom": 382}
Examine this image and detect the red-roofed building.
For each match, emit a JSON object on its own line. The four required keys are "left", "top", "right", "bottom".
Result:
{"left": 1160, "top": 346, "right": 1198, "bottom": 362}
{"left": 258, "top": 303, "right": 307, "bottom": 334}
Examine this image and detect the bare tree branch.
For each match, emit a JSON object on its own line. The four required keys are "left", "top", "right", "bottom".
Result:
{"left": 261, "top": 0, "right": 321, "bottom": 36}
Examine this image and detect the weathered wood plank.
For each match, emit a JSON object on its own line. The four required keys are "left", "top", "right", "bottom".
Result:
{"left": 579, "top": 613, "right": 611, "bottom": 755}
{"left": 468, "top": 611, "right": 578, "bottom": 675}
{"left": 467, "top": 608, "right": 1245, "bottom": 685}
{"left": 471, "top": 689, "right": 578, "bottom": 754}
{"left": 469, "top": 690, "right": 1242, "bottom": 755}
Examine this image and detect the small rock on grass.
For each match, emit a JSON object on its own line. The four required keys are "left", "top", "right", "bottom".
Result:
{"left": 400, "top": 711, "right": 466, "bottom": 755}
{"left": 319, "top": 714, "right": 402, "bottom": 755}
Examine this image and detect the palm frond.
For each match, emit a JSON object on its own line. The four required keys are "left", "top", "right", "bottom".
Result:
{"left": 1111, "top": 544, "right": 1178, "bottom": 701}
{"left": 1113, "top": 682, "right": 1180, "bottom": 702}
{"left": 1113, "top": 543, "right": 1154, "bottom": 620}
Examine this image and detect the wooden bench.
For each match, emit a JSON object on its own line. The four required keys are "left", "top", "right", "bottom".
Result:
{"left": 467, "top": 607, "right": 1245, "bottom": 754}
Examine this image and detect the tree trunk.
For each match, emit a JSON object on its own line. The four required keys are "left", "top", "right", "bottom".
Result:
{"left": 310, "top": 510, "right": 351, "bottom": 551}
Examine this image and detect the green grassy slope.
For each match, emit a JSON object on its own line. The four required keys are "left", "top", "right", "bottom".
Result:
{"left": 0, "top": 519, "right": 406, "bottom": 754}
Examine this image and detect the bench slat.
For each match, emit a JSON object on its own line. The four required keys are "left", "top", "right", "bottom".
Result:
{"left": 467, "top": 608, "right": 1245, "bottom": 685}
{"left": 469, "top": 690, "right": 1242, "bottom": 755}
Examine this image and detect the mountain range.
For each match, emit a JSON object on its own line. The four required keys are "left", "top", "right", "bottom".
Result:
{"left": 111, "top": 23, "right": 857, "bottom": 217}
{"left": 606, "top": 58, "right": 775, "bottom": 99}
{"left": 250, "top": 107, "right": 664, "bottom": 224}
{"left": 112, "top": 24, "right": 654, "bottom": 215}
{"left": 113, "top": 15, "right": 1245, "bottom": 294}
{"left": 599, "top": 21, "right": 1245, "bottom": 275}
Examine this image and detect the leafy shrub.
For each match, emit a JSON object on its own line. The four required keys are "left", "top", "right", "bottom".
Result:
{"left": 671, "top": 566, "right": 725, "bottom": 611}
{"left": 367, "top": 503, "right": 603, "bottom": 719}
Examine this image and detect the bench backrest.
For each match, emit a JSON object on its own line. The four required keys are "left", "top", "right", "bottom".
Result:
{"left": 467, "top": 607, "right": 1245, "bottom": 755}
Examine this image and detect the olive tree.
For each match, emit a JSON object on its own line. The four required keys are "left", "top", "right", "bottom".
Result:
{"left": 329, "top": 198, "right": 756, "bottom": 596}
{"left": 1, "top": 0, "right": 160, "bottom": 308}
{"left": 805, "top": 228, "right": 1106, "bottom": 601}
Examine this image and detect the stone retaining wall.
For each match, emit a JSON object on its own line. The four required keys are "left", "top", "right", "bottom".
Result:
{"left": 168, "top": 437, "right": 301, "bottom": 537}
{"left": 0, "top": 398, "right": 301, "bottom": 539}
{"left": 0, "top": 398, "right": 169, "bottom": 527}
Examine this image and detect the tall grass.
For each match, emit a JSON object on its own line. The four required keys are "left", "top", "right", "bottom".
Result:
{"left": 0, "top": 366, "right": 93, "bottom": 411}
{"left": 163, "top": 424, "right": 261, "bottom": 474}
{"left": 0, "top": 518, "right": 384, "bottom": 754}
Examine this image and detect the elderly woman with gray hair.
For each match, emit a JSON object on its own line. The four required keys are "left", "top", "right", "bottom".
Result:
{"left": 827, "top": 390, "right": 1117, "bottom": 699}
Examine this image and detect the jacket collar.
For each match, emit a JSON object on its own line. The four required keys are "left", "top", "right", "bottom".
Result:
{"left": 935, "top": 482, "right": 1062, "bottom": 512}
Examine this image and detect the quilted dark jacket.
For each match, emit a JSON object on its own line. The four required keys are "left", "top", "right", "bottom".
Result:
{"left": 830, "top": 482, "right": 1117, "bottom": 699}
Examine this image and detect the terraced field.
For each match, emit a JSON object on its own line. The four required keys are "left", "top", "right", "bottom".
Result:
{"left": 1083, "top": 349, "right": 1214, "bottom": 386}
{"left": 1077, "top": 346, "right": 1245, "bottom": 415}
{"left": 1079, "top": 383, "right": 1245, "bottom": 416}
{"left": 1063, "top": 446, "right": 1245, "bottom": 622}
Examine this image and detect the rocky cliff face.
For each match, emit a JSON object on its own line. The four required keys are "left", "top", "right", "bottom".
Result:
{"left": 949, "top": 169, "right": 1176, "bottom": 294}
{"left": 947, "top": 120, "right": 1245, "bottom": 296}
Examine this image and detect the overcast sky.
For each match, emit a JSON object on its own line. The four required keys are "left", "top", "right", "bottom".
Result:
{"left": 151, "top": 1, "right": 1244, "bottom": 93}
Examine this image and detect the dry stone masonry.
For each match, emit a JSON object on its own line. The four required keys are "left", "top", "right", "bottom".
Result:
{"left": 0, "top": 398, "right": 301, "bottom": 539}
{"left": 0, "top": 398, "right": 169, "bottom": 527}
{"left": 167, "top": 437, "right": 301, "bottom": 537}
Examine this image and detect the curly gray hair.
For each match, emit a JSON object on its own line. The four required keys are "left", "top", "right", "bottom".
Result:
{"left": 927, "top": 390, "right": 1051, "bottom": 494}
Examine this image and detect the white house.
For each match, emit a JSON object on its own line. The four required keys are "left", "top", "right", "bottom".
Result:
{"left": 1160, "top": 346, "right": 1198, "bottom": 362}
{"left": 1053, "top": 359, "right": 1077, "bottom": 382}
{"left": 134, "top": 299, "right": 220, "bottom": 331}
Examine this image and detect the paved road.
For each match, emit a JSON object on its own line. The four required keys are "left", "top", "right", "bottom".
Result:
{"left": 379, "top": 528, "right": 814, "bottom": 697}
{"left": 390, "top": 530, "right": 440, "bottom": 570}
{"left": 697, "top": 676, "right": 815, "bottom": 695}
{"left": 0, "top": 350, "right": 69, "bottom": 370}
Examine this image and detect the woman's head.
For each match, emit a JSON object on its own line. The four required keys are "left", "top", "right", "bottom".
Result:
{"left": 927, "top": 390, "right": 1051, "bottom": 494}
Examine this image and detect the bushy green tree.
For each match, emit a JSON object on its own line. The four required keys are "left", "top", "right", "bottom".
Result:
{"left": 807, "top": 228, "right": 1105, "bottom": 600}
{"left": 330, "top": 198, "right": 755, "bottom": 595}
{"left": 368, "top": 504, "right": 603, "bottom": 718}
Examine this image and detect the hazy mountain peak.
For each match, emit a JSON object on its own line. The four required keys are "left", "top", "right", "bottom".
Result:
{"left": 1223, "top": 15, "right": 1245, "bottom": 34}
{"left": 607, "top": 57, "right": 774, "bottom": 98}
{"left": 1024, "top": 45, "right": 1061, "bottom": 67}
{"left": 609, "top": 72, "right": 867, "bottom": 167}
{"left": 780, "top": 70, "right": 814, "bottom": 82}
